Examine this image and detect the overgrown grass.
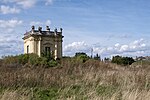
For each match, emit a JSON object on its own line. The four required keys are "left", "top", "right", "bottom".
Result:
{"left": 0, "top": 56, "right": 150, "bottom": 100}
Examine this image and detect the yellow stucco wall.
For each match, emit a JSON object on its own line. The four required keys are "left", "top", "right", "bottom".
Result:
{"left": 23, "top": 35, "right": 63, "bottom": 59}
{"left": 24, "top": 36, "right": 35, "bottom": 54}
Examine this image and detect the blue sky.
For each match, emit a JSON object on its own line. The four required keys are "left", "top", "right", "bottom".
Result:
{"left": 0, "top": 0, "right": 150, "bottom": 58}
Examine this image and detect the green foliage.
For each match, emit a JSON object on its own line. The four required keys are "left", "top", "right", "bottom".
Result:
{"left": 104, "top": 57, "right": 110, "bottom": 61}
{"left": 111, "top": 55, "right": 122, "bottom": 65}
{"left": 75, "top": 52, "right": 87, "bottom": 57}
{"left": 35, "top": 57, "right": 48, "bottom": 66}
{"left": 2, "top": 53, "right": 58, "bottom": 67}
{"left": 2, "top": 54, "right": 29, "bottom": 65}
{"left": 33, "top": 87, "right": 59, "bottom": 100}
{"left": 0, "top": 87, "right": 5, "bottom": 94}
{"left": 111, "top": 55, "right": 135, "bottom": 66}
{"left": 78, "top": 55, "right": 90, "bottom": 63}
{"left": 47, "top": 60, "right": 58, "bottom": 67}
{"left": 94, "top": 53, "right": 101, "bottom": 60}
{"left": 62, "top": 56, "right": 71, "bottom": 59}
{"left": 20, "top": 54, "right": 29, "bottom": 64}
{"left": 42, "top": 51, "right": 53, "bottom": 61}
{"left": 28, "top": 54, "right": 39, "bottom": 65}
{"left": 75, "top": 52, "right": 90, "bottom": 63}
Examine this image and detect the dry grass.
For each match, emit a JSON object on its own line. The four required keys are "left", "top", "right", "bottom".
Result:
{"left": 0, "top": 58, "right": 150, "bottom": 100}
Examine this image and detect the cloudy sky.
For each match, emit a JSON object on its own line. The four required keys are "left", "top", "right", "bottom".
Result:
{"left": 0, "top": 0, "right": 150, "bottom": 58}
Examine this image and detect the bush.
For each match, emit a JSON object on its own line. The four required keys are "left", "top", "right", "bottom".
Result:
{"left": 28, "top": 54, "right": 39, "bottom": 65}
{"left": 35, "top": 57, "right": 48, "bottom": 66}
{"left": 2, "top": 53, "right": 58, "bottom": 68}
{"left": 41, "top": 51, "right": 53, "bottom": 61}
{"left": 20, "top": 54, "right": 29, "bottom": 65}
{"left": 47, "top": 60, "right": 58, "bottom": 67}
{"left": 2, "top": 54, "right": 29, "bottom": 65}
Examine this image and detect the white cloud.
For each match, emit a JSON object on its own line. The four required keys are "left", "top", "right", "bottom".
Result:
{"left": 115, "top": 43, "right": 120, "bottom": 47}
{"left": 30, "top": 20, "right": 51, "bottom": 26}
{"left": 0, "top": 35, "right": 23, "bottom": 57}
{"left": 0, "top": 5, "right": 20, "bottom": 14}
{"left": 1, "top": 0, "right": 54, "bottom": 9}
{"left": 45, "top": 20, "right": 51, "bottom": 26}
{"left": 94, "top": 39, "right": 148, "bottom": 57}
{"left": 63, "top": 39, "right": 149, "bottom": 58}
{"left": 64, "top": 41, "right": 91, "bottom": 56}
{"left": 0, "top": 19, "right": 23, "bottom": 28}
{"left": 2, "top": 0, "right": 37, "bottom": 9}
{"left": 15, "top": 0, "right": 36, "bottom": 9}
{"left": 119, "top": 45, "right": 128, "bottom": 52}
{"left": 45, "top": 0, "right": 53, "bottom": 5}
{"left": 30, "top": 21, "right": 42, "bottom": 26}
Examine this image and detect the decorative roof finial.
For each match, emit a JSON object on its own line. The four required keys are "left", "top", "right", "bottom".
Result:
{"left": 54, "top": 28, "right": 57, "bottom": 33}
{"left": 46, "top": 26, "right": 50, "bottom": 31}
{"left": 38, "top": 26, "right": 42, "bottom": 32}
{"left": 60, "top": 28, "right": 63, "bottom": 32}
{"left": 31, "top": 26, "right": 35, "bottom": 31}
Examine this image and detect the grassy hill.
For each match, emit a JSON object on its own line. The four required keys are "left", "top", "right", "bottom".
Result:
{"left": 0, "top": 55, "right": 150, "bottom": 100}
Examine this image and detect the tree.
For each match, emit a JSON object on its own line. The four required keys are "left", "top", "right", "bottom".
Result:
{"left": 104, "top": 57, "right": 110, "bottom": 62}
{"left": 111, "top": 55, "right": 122, "bottom": 65}
{"left": 94, "top": 53, "right": 101, "bottom": 60}
{"left": 75, "top": 52, "right": 90, "bottom": 63}
{"left": 75, "top": 52, "right": 87, "bottom": 57}
{"left": 111, "top": 55, "right": 135, "bottom": 66}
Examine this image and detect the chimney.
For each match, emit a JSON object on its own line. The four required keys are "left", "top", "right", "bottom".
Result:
{"left": 38, "top": 26, "right": 42, "bottom": 32}
{"left": 46, "top": 26, "right": 50, "bottom": 31}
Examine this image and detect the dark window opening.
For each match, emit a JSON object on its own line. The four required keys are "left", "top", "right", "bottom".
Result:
{"left": 45, "top": 47, "right": 51, "bottom": 56}
{"left": 27, "top": 45, "right": 29, "bottom": 54}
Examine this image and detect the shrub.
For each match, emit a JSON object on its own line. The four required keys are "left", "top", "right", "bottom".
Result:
{"left": 41, "top": 51, "right": 53, "bottom": 61}
{"left": 28, "top": 54, "right": 39, "bottom": 65}
{"left": 19, "top": 54, "right": 29, "bottom": 65}
{"left": 2, "top": 53, "right": 58, "bottom": 68}
{"left": 47, "top": 60, "right": 58, "bottom": 67}
{"left": 35, "top": 57, "right": 48, "bottom": 66}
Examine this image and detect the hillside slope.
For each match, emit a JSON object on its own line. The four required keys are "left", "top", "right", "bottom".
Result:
{"left": 0, "top": 58, "right": 150, "bottom": 100}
